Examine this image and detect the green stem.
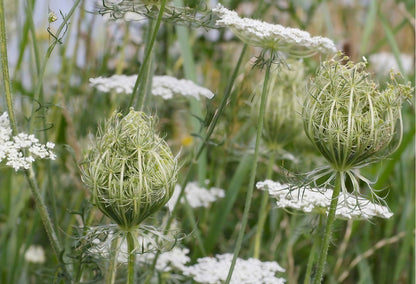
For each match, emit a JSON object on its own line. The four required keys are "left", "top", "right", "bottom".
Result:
{"left": 105, "top": 236, "right": 120, "bottom": 284}
{"left": 253, "top": 152, "right": 275, "bottom": 258}
{"left": 194, "top": 45, "right": 247, "bottom": 160}
{"left": 24, "top": 168, "right": 70, "bottom": 277}
{"left": 126, "top": 231, "right": 136, "bottom": 284}
{"left": 0, "top": 0, "right": 17, "bottom": 134}
{"left": 304, "top": 216, "right": 323, "bottom": 284}
{"left": 129, "top": 0, "right": 167, "bottom": 110}
{"left": 225, "top": 58, "right": 273, "bottom": 283}
{"left": 313, "top": 171, "right": 342, "bottom": 284}
{"left": 144, "top": 41, "right": 248, "bottom": 284}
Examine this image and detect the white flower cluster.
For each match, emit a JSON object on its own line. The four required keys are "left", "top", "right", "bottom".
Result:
{"left": 137, "top": 247, "right": 190, "bottom": 272}
{"left": 89, "top": 75, "right": 215, "bottom": 100}
{"left": 368, "top": 52, "right": 414, "bottom": 76}
{"left": 256, "top": 180, "right": 393, "bottom": 220}
{"left": 24, "top": 245, "right": 46, "bottom": 264}
{"left": 0, "top": 112, "right": 56, "bottom": 171}
{"left": 212, "top": 4, "right": 337, "bottom": 57}
{"left": 182, "top": 253, "right": 286, "bottom": 284}
{"left": 166, "top": 181, "right": 225, "bottom": 212}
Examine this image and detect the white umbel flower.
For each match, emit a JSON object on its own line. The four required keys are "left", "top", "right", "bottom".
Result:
{"left": 0, "top": 112, "right": 56, "bottom": 171}
{"left": 212, "top": 4, "right": 337, "bottom": 57}
{"left": 256, "top": 180, "right": 393, "bottom": 220}
{"left": 166, "top": 181, "right": 225, "bottom": 212}
{"left": 24, "top": 245, "right": 46, "bottom": 264}
{"left": 89, "top": 75, "right": 214, "bottom": 100}
{"left": 182, "top": 253, "right": 286, "bottom": 284}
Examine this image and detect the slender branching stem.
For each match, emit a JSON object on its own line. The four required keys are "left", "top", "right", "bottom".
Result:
{"left": 253, "top": 152, "right": 275, "bottom": 258}
{"left": 0, "top": 0, "right": 17, "bottom": 134}
{"left": 143, "top": 44, "right": 248, "bottom": 284}
{"left": 225, "top": 57, "right": 273, "bottom": 284}
{"left": 24, "top": 168, "right": 70, "bottom": 277}
{"left": 313, "top": 171, "right": 342, "bottom": 284}
{"left": 129, "top": 0, "right": 167, "bottom": 110}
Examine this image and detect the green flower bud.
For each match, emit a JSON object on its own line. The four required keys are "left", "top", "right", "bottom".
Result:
{"left": 252, "top": 60, "right": 305, "bottom": 149}
{"left": 81, "top": 109, "right": 178, "bottom": 231}
{"left": 303, "top": 54, "right": 412, "bottom": 172}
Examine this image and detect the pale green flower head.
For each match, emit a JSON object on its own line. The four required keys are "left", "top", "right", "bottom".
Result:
{"left": 252, "top": 60, "right": 305, "bottom": 149}
{"left": 81, "top": 109, "right": 178, "bottom": 231}
{"left": 303, "top": 53, "right": 413, "bottom": 172}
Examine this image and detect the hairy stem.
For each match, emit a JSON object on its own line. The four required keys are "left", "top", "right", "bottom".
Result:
{"left": 313, "top": 171, "right": 342, "bottom": 284}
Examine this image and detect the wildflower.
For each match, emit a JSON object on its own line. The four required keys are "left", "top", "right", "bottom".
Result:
{"left": 0, "top": 112, "right": 56, "bottom": 171}
{"left": 303, "top": 54, "right": 412, "bottom": 173}
{"left": 24, "top": 245, "right": 46, "bottom": 264}
{"left": 81, "top": 109, "right": 178, "bottom": 230}
{"left": 257, "top": 180, "right": 393, "bottom": 220}
{"left": 89, "top": 75, "right": 214, "bottom": 100}
{"left": 166, "top": 181, "right": 225, "bottom": 212}
{"left": 368, "top": 51, "right": 414, "bottom": 77}
{"left": 182, "top": 253, "right": 286, "bottom": 284}
{"left": 212, "top": 4, "right": 337, "bottom": 57}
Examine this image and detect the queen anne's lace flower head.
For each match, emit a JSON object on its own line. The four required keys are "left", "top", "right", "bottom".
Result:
{"left": 256, "top": 180, "right": 393, "bottom": 220}
{"left": 166, "top": 181, "right": 225, "bottom": 212}
{"left": 212, "top": 4, "right": 337, "bottom": 57}
{"left": 89, "top": 75, "right": 214, "bottom": 100}
{"left": 0, "top": 112, "right": 56, "bottom": 171}
{"left": 182, "top": 253, "right": 286, "bottom": 284}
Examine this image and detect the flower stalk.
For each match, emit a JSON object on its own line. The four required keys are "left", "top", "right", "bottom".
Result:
{"left": 225, "top": 54, "right": 274, "bottom": 283}
{"left": 126, "top": 231, "right": 136, "bottom": 284}
{"left": 129, "top": 0, "right": 167, "bottom": 110}
{"left": 313, "top": 171, "right": 341, "bottom": 284}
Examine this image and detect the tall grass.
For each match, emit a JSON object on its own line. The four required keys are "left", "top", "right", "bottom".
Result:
{"left": 0, "top": 0, "right": 414, "bottom": 283}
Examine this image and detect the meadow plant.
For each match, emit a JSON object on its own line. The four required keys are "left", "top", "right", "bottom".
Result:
{"left": 301, "top": 54, "right": 413, "bottom": 283}
{"left": 0, "top": 0, "right": 414, "bottom": 283}
{"left": 81, "top": 109, "right": 178, "bottom": 282}
{"left": 213, "top": 3, "right": 336, "bottom": 281}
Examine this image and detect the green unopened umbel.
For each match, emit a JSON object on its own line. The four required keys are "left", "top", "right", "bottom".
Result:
{"left": 303, "top": 54, "right": 412, "bottom": 172}
{"left": 81, "top": 109, "right": 178, "bottom": 231}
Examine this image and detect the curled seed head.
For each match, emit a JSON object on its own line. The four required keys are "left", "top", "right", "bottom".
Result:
{"left": 303, "top": 53, "right": 413, "bottom": 171}
{"left": 81, "top": 109, "right": 178, "bottom": 230}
